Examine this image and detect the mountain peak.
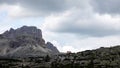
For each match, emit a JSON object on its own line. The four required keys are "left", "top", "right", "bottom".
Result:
{"left": 3, "top": 26, "right": 42, "bottom": 39}
{"left": 0, "top": 26, "right": 59, "bottom": 57}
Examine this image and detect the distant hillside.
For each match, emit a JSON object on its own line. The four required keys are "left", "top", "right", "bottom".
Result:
{"left": 0, "top": 26, "right": 59, "bottom": 58}
{"left": 52, "top": 45, "right": 120, "bottom": 68}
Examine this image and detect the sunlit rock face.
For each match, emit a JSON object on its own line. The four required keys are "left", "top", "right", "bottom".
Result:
{"left": 0, "top": 26, "right": 59, "bottom": 58}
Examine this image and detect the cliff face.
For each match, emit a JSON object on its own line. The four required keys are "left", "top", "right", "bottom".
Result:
{"left": 0, "top": 26, "right": 59, "bottom": 58}
{"left": 3, "top": 26, "right": 45, "bottom": 47}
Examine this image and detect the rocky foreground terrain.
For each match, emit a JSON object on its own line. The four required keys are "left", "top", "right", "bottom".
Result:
{"left": 52, "top": 46, "right": 120, "bottom": 68}
{"left": 0, "top": 45, "right": 120, "bottom": 68}
{"left": 0, "top": 26, "right": 120, "bottom": 68}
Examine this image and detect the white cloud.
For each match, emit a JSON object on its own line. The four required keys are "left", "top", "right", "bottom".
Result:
{"left": 42, "top": 7, "right": 120, "bottom": 37}
{"left": 62, "top": 46, "right": 79, "bottom": 52}
{"left": 0, "top": 4, "right": 24, "bottom": 18}
{"left": 59, "top": 35, "right": 120, "bottom": 52}
{"left": 49, "top": 40, "right": 79, "bottom": 52}
{"left": 65, "top": 36, "right": 120, "bottom": 51}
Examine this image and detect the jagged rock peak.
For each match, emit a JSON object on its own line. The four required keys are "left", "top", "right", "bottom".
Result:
{"left": 3, "top": 26, "right": 45, "bottom": 48}
{"left": 3, "top": 26, "right": 42, "bottom": 39}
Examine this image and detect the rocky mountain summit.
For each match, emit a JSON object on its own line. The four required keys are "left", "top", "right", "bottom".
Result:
{"left": 0, "top": 26, "right": 59, "bottom": 58}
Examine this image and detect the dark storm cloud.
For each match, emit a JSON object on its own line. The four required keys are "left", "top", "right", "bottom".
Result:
{"left": 91, "top": 0, "right": 120, "bottom": 15}
{"left": 1, "top": 0, "right": 120, "bottom": 15}
{"left": 0, "top": 0, "right": 72, "bottom": 16}
{"left": 0, "top": 0, "right": 90, "bottom": 16}
{"left": 19, "top": 0, "right": 69, "bottom": 12}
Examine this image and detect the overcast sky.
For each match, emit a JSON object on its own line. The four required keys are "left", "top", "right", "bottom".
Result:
{"left": 0, "top": 0, "right": 120, "bottom": 52}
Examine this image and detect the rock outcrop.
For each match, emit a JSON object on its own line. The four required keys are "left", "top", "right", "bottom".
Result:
{"left": 0, "top": 26, "right": 59, "bottom": 58}
{"left": 46, "top": 42, "right": 59, "bottom": 54}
